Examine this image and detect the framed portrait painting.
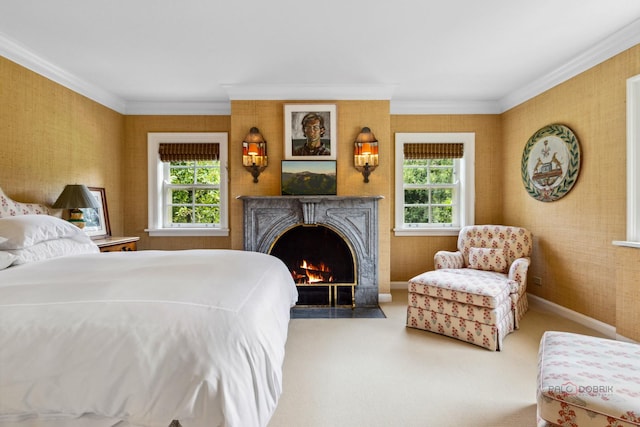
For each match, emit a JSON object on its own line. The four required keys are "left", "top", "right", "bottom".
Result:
{"left": 284, "top": 104, "right": 337, "bottom": 160}
{"left": 81, "top": 187, "right": 111, "bottom": 238}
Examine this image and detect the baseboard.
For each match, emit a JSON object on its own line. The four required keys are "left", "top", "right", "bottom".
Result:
{"left": 527, "top": 293, "right": 618, "bottom": 339}
{"left": 378, "top": 293, "right": 392, "bottom": 303}
{"left": 379, "top": 281, "right": 409, "bottom": 302}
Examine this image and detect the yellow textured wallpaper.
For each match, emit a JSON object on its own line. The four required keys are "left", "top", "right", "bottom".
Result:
{"left": 502, "top": 44, "right": 640, "bottom": 339}
{"left": 0, "top": 56, "right": 124, "bottom": 234}
{"left": 389, "top": 114, "right": 503, "bottom": 280}
{"left": 122, "top": 115, "right": 231, "bottom": 250}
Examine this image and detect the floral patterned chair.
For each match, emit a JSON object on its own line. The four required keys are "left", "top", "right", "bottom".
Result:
{"left": 406, "top": 225, "right": 533, "bottom": 351}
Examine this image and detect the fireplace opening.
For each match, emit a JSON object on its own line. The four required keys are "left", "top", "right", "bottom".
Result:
{"left": 269, "top": 225, "right": 355, "bottom": 306}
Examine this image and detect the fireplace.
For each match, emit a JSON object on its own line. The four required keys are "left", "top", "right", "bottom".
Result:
{"left": 239, "top": 196, "right": 381, "bottom": 307}
{"left": 270, "top": 225, "right": 355, "bottom": 306}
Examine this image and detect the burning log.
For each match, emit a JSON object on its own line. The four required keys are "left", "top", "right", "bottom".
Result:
{"left": 291, "top": 259, "right": 334, "bottom": 284}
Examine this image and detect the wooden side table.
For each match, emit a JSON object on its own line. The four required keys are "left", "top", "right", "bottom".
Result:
{"left": 94, "top": 236, "right": 140, "bottom": 252}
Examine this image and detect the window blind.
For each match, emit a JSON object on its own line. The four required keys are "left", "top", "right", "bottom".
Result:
{"left": 404, "top": 143, "right": 464, "bottom": 159}
{"left": 158, "top": 143, "right": 220, "bottom": 161}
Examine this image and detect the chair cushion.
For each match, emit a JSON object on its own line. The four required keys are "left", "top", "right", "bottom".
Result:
{"left": 408, "top": 269, "right": 510, "bottom": 309}
{"left": 458, "top": 225, "right": 532, "bottom": 267}
{"left": 468, "top": 247, "right": 508, "bottom": 273}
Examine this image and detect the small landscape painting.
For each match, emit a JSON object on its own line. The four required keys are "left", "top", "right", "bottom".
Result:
{"left": 281, "top": 160, "right": 337, "bottom": 196}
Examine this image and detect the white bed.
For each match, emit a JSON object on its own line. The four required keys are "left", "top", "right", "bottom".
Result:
{"left": 0, "top": 188, "right": 298, "bottom": 427}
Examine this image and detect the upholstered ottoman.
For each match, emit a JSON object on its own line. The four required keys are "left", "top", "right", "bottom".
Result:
{"left": 537, "top": 331, "right": 640, "bottom": 427}
{"left": 406, "top": 269, "right": 515, "bottom": 351}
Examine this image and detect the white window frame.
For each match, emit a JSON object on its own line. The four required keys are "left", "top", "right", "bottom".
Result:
{"left": 146, "top": 132, "right": 229, "bottom": 237}
{"left": 614, "top": 74, "right": 640, "bottom": 248}
{"left": 394, "top": 132, "right": 475, "bottom": 236}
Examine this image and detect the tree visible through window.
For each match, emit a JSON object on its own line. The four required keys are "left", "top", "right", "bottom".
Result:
{"left": 403, "top": 158, "right": 456, "bottom": 224}
{"left": 147, "top": 133, "right": 228, "bottom": 237}
{"left": 165, "top": 160, "right": 221, "bottom": 226}
{"left": 395, "top": 133, "right": 475, "bottom": 236}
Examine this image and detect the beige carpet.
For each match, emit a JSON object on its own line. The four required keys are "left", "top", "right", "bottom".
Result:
{"left": 268, "top": 289, "right": 607, "bottom": 427}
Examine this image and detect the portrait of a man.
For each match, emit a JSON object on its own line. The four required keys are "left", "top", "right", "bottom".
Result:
{"left": 293, "top": 112, "right": 331, "bottom": 156}
{"left": 284, "top": 104, "right": 337, "bottom": 160}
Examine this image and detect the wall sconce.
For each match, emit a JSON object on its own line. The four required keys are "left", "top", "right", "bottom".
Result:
{"left": 52, "top": 184, "right": 99, "bottom": 228}
{"left": 242, "top": 127, "right": 268, "bottom": 183}
{"left": 353, "top": 127, "right": 379, "bottom": 183}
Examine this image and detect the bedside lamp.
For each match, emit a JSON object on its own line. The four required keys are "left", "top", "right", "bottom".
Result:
{"left": 52, "top": 184, "right": 98, "bottom": 229}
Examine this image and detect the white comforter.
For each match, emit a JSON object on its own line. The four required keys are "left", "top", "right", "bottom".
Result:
{"left": 0, "top": 250, "right": 298, "bottom": 427}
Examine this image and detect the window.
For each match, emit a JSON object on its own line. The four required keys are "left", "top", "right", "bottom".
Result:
{"left": 147, "top": 133, "right": 228, "bottom": 237}
{"left": 614, "top": 74, "right": 640, "bottom": 248}
{"left": 394, "top": 133, "right": 475, "bottom": 236}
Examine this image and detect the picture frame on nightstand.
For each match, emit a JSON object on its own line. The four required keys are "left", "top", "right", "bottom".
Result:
{"left": 81, "top": 187, "right": 111, "bottom": 238}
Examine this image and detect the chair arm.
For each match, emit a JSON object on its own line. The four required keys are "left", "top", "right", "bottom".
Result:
{"left": 434, "top": 250, "right": 464, "bottom": 269}
{"left": 508, "top": 257, "right": 531, "bottom": 288}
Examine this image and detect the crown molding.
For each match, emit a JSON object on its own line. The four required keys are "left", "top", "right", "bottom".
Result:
{"left": 221, "top": 83, "right": 397, "bottom": 101}
{"left": 2, "top": 17, "right": 639, "bottom": 115}
{"left": 390, "top": 100, "right": 501, "bottom": 115}
{"left": 498, "top": 18, "right": 640, "bottom": 112}
{"left": 125, "top": 101, "right": 230, "bottom": 115}
{"left": 0, "top": 31, "right": 127, "bottom": 113}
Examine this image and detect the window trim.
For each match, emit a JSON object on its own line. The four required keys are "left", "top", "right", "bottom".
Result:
{"left": 613, "top": 74, "right": 640, "bottom": 248}
{"left": 147, "top": 132, "right": 229, "bottom": 237}
{"left": 394, "top": 132, "right": 475, "bottom": 236}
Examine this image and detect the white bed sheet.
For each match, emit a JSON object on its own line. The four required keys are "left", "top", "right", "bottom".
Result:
{"left": 0, "top": 249, "right": 298, "bottom": 427}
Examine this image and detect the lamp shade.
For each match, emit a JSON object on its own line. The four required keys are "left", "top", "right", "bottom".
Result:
{"left": 52, "top": 185, "right": 99, "bottom": 209}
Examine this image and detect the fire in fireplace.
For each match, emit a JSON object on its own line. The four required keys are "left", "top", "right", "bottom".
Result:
{"left": 269, "top": 225, "right": 355, "bottom": 306}
{"left": 293, "top": 259, "right": 333, "bottom": 284}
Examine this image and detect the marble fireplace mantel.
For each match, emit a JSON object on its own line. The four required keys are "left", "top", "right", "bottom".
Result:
{"left": 238, "top": 195, "right": 382, "bottom": 307}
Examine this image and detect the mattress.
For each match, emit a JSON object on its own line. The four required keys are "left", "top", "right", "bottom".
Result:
{"left": 0, "top": 249, "right": 298, "bottom": 427}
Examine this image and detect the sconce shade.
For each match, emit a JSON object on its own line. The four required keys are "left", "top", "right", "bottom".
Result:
{"left": 242, "top": 127, "right": 268, "bottom": 183}
{"left": 247, "top": 142, "right": 259, "bottom": 156}
{"left": 354, "top": 127, "right": 379, "bottom": 183}
{"left": 356, "top": 127, "right": 377, "bottom": 143}
{"left": 52, "top": 185, "right": 98, "bottom": 209}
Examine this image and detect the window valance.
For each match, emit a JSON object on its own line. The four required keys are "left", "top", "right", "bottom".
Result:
{"left": 159, "top": 143, "right": 220, "bottom": 161}
{"left": 403, "top": 143, "right": 464, "bottom": 159}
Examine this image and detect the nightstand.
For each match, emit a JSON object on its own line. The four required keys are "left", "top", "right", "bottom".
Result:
{"left": 94, "top": 236, "right": 140, "bottom": 252}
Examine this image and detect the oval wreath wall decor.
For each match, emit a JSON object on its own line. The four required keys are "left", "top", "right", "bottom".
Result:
{"left": 521, "top": 124, "right": 581, "bottom": 202}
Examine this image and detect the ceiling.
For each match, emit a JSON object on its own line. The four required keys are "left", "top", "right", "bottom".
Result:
{"left": 1, "top": 0, "right": 640, "bottom": 114}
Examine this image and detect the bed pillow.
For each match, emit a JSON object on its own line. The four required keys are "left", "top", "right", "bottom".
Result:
{"left": 8, "top": 237, "right": 99, "bottom": 265}
{"left": 0, "top": 215, "right": 87, "bottom": 250}
{"left": 468, "top": 247, "right": 508, "bottom": 273}
{"left": 0, "top": 251, "right": 17, "bottom": 270}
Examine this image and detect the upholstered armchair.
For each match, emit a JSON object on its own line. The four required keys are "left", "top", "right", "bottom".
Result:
{"left": 407, "top": 225, "right": 533, "bottom": 350}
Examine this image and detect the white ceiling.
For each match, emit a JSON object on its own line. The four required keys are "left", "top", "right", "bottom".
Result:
{"left": 1, "top": 0, "right": 640, "bottom": 114}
